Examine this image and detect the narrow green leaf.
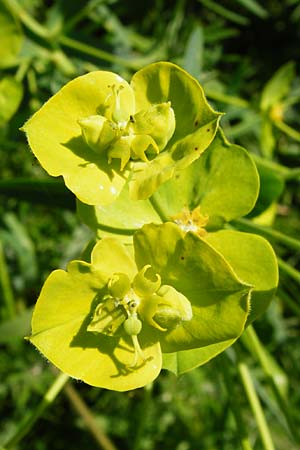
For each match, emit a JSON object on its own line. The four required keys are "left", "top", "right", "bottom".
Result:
{"left": 183, "top": 24, "right": 204, "bottom": 77}
{"left": 0, "top": 178, "right": 74, "bottom": 208}
{"left": 260, "top": 116, "right": 276, "bottom": 157}
{"left": 0, "top": 308, "right": 32, "bottom": 343}
{"left": 236, "top": 0, "right": 268, "bottom": 18}
{"left": 2, "top": 212, "right": 38, "bottom": 284}
{"left": 199, "top": 0, "right": 250, "bottom": 25}
{"left": 0, "top": 76, "right": 23, "bottom": 124}
{"left": 0, "top": 1, "right": 23, "bottom": 68}
{"left": 260, "top": 62, "right": 295, "bottom": 111}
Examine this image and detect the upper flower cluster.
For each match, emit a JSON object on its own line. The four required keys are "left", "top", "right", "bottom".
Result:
{"left": 23, "top": 62, "right": 221, "bottom": 205}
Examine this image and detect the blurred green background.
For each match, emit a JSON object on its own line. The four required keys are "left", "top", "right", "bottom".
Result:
{"left": 0, "top": 1, "right": 300, "bottom": 449}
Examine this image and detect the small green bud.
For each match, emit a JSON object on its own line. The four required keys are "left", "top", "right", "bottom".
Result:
{"left": 130, "top": 102, "right": 175, "bottom": 151}
{"left": 124, "top": 315, "right": 142, "bottom": 336}
{"left": 139, "top": 285, "right": 192, "bottom": 332}
{"left": 79, "top": 115, "right": 117, "bottom": 153}
{"left": 108, "top": 272, "right": 131, "bottom": 299}
{"left": 153, "top": 306, "right": 182, "bottom": 330}
{"left": 156, "top": 285, "right": 193, "bottom": 324}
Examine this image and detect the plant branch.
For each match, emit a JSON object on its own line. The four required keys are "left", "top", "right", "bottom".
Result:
{"left": 277, "top": 287, "right": 300, "bottom": 316}
{"left": 59, "top": 35, "right": 162, "bottom": 71}
{"left": 233, "top": 218, "right": 300, "bottom": 251}
{"left": 284, "top": 167, "right": 300, "bottom": 180}
{"left": 63, "top": 383, "right": 118, "bottom": 450}
{"left": 251, "top": 154, "right": 288, "bottom": 177}
{"left": 149, "top": 194, "right": 169, "bottom": 222}
{"left": 4, "top": 372, "right": 70, "bottom": 448}
{"left": 3, "top": 0, "right": 52, "bottom": 39}
{"left": 238, "top": 362, "right": 275, "bottom": 450}
{"left": 277, "top": 257, "right": 300, "bottom": 285}
{"left": 242, "top": 326, "right": 300, "bottom": 443}
{"left": 0, "top": 241, "right": 15, "bottom": 319}
{"left": 205, "top": 89, "right": 249, "bottom": 108}
{"left": 220, "top": 356, "right": 254, "bottom": 450}
{"left": 273, "top": 120, "right": 300, "bottom": 142}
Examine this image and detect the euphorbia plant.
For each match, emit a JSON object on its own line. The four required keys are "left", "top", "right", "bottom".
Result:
{"left": 24, "top": 62, "right": 278, "bottom": 390}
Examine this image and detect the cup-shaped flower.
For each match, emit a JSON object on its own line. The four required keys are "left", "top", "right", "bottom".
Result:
{"left": 29, "top": 223, "right": 251, "bottom": 391}
{"left": 22, "top": 62, "right": 221, "bottom": 206}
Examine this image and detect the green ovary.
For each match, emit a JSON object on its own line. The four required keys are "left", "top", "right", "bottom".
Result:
{"left": 87, "top": 265, "right": 192, "bottom": 367}
{"left": 79, "top": 85, "right": 176, "bottom": 171}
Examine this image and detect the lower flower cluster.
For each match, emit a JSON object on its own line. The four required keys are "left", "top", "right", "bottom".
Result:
{"left": 28, "top": 222, "right": 277, "bottom": 391}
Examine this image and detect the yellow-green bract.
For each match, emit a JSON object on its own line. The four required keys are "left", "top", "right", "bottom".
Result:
{"left": 29, "top": 223, "right": 256, "bottom": 391}
{"left": 22, "top": 62, "right": 221, "bottom": 205}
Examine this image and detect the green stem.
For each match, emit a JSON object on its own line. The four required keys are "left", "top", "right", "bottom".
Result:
{"left": 63, "top": 3, "right": 93, "bottom": 33}
{"left": 27, "top": 68, "right": 38, "bottom": 95}
{"left": 96, "top": 223, "right": 136, "bottom": 236}
{"left": 149, "top": 194, "right": 169, "bottom": 222}
{"left": 238, "top": 362, "right": 275, "bottom": 450}
{"left": 3, "top": 0, "right": 52, "bottom": 39}
{"left": 285, "top": 167, "right": 300, "bottom": 180}
{"left": 242, "top": 326, "right": 300, "bottom": 442}
{"left": 250, "top": 154, "right": 300, "bottom": 181}
{"left": 241, "top": 327, "right": 281, "bottom": 380}
{"left": 278, "top": 287, "right": 300, "bottom": 316}
{"left": 205, "top": 89, "right": 249, "bottom": 108}
{"left": 59, "top": 35, "right": 141, "bottom": 70}
{"left": 228, "top": 116, "right": 261, "bottom": 139}
{"left": 59, "top": 34, "right": 164, "bottom": 70}
{"left": 220, "top": 357, "right": 254, "bottom": 450}
{"left": 132, "top": 383, "right": 153, "bottom": 450}
{"left": 200, "top": 0, "right": 249, "bottom": 25}
{"left": 0, "top": 241, "right": 15, "bottom": 319}
{"left": 282, "top": 94, "right": 300, "bottom": 108}
{"left": 64, "top": 383, "right": 118, "bottom": 450}
{"left": 51, "top": 48, "right": 76, "bottom": 76}
{"left": 273, "top": 120, "right": 300, "bottom": 142}
{"left": 277, "top": 257, "right": 300, "bottom": 285}
{"left": 0, "top": 178, "right": 74, "bottom": 208}
{"left": 251, "top": 154, "right": 290, "bottom": 178}
{"left": 4, "top": 372, "right": 69, "bottom": 448}
{"left": 15, "top": 58, "right": 31, "bottom": 82}
{"left": 233, "top": 218, "right": 300, "bottom": 251}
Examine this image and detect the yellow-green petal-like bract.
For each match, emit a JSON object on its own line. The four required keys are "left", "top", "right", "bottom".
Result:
{"left": 29, "top": 239, "right": 162, "bottom": 391}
